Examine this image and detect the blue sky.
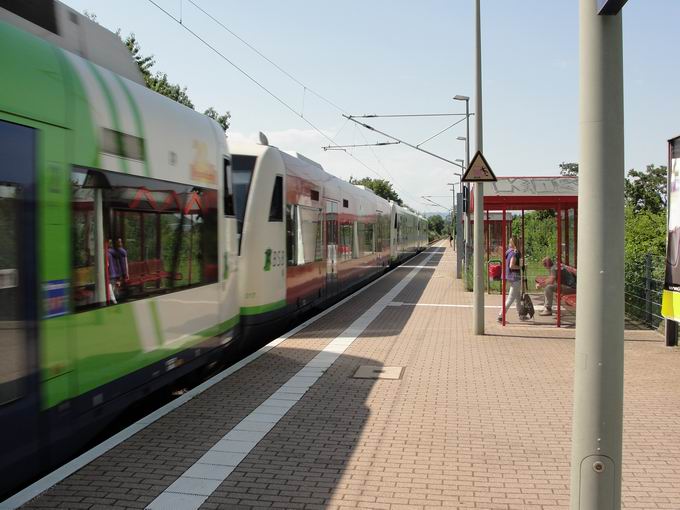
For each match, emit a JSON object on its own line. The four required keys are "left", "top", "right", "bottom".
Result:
{"left": 65, "top": 1, "right": 680, "bottom": 213}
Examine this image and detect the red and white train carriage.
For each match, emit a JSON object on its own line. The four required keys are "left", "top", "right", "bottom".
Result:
{"left": 230, "top": 139, "right": 427, "bottom": 341}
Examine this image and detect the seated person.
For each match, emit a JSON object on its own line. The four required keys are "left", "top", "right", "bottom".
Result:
{"left": 535, "top": 257, "right": 576, "bottom": 316}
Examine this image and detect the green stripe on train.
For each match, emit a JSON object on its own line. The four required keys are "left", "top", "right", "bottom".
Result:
{"left": 84, "top": 60, "right": 129, "bottom": 174}
{"left": 240, "top": 300, "right": 287, "bottom": 316}
{"left": 112, "top": 73, "right": 151, "bottom": 177}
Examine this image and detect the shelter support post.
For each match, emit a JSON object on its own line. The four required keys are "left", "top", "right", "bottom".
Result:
{"left": 564, "top": 207, "right": 570, "bottom": 265}
{"left": 557, "top": 204, "right": 562, "bottom": 328}
{"left": 501, "top": 210, "right": 506, "bottom": 325}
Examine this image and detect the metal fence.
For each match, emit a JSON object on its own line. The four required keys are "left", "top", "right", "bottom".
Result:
{"left": 624, "top": 253, "right": 665, "bottom": 329}
{"left": 463, "top": 249, "right": 667, "bottom": 332}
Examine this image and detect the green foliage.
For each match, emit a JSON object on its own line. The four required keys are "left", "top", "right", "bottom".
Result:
{"left": 510, "top": 211, "right": 557, "bottom": 264}
{"left": 624, "top": 206, "right": 666, "bottom": 261}
{"left": 625, "top": 164, "right": 667, "bottom": 215}
{"left": 427, "top": 214, "right": 446, "bottom": 241}
{"left": 559, "top": 162, "right": 578, "bottom": 176}
{"left": 121, "top": 33, "right": 154, "bottom": 81}
{"left": 203, "top": 107, "right": 231, "bottom": 133}
{"left": 145, "top": 72, "right": 194, "bottom": 109}
{"left": 624, "top": 206, "right": 666, "bottom": 327}
{"left": 110, "top": 25, "right": 231, "bottom": 132}
{"left": 349, "top": 177, "right": 403, "bottom": 205}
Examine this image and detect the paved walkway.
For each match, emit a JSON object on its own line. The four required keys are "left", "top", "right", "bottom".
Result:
{"left": 9, "top": 243, "right": 680, "bottom": 509}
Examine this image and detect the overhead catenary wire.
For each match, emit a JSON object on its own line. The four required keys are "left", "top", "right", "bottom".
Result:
{"left": 186, "top": 0, "right": 347, "bottom": 114}
{"left": 146, "top": 0, "right": 397, "bottom": 186}
{"left": 182, "top": 0, "right": 425, "bottom": 206}
{"left": 353, "top": 113, "right": 468, "bottom": 118}
{"left": 344, "top": 115, "right": 465, "bottom": 169}
{"left": 417, "top": 116, "right": 468, "bottom": 148}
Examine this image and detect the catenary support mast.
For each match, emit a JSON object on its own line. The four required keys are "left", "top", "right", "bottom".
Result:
{"left": 571, "top": 0, "right": 625, "bottom": 508}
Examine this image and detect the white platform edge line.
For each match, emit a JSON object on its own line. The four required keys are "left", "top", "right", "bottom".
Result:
{"left": 395, "top": 303, "right": 502, "bottom": 309}
{"left": 0, "top": 242, "right": 445, "bottom": 510}
{"left": 146, "top": 247, "right": 439, "bottom": 509}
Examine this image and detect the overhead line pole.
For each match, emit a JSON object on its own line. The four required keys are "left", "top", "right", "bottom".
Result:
{"left": 472, "top": 0, "right": 485, "bottom": 335}
{"left": 571, "top": 0, "right": 626, "bottom": 508}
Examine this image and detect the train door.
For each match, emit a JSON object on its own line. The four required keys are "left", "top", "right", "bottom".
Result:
{"left": 0, "top": 119, "right": 40, "bottom": 490}
{"left": 325, "top": 200, "right": 339, "bottom": 296}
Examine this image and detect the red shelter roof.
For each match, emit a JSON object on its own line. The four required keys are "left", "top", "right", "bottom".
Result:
{"left": 471, "top": 176, "right": 578, "bottom": 211}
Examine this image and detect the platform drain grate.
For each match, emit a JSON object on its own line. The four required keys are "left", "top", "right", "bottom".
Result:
{"left": 353, "top": 365, "right": 404, "bottom": 379}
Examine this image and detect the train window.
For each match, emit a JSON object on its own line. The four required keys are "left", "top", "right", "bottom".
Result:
{"left": 269, "top": 175, "right": 283, "bottom": 222}
{"left": 223, "top": 159, "right": 234, "bottom": 216}
{"left": 340, "top": 222, "right": 353, "bottom": 261}
{"left": 286, "top": 205, "right": 296, "bottom": 266}
{"left": 100, "top": 128, "right": 145, "bottom": 161}
{"left": 232, "top": 155, "right": 255, "bottom": 251}
{"left": 0, "top": 184, "right": 25, "bottom": 404}
{"left": 0, "top": 120, "right": 36, "bottom": 405}
{"left": 71, "top": 168, "right": 218, "bottom": 311}
{"left": 343, "top": 199, "right": 349, "bottom": 208}
{"left": 286, "top": 205, "right": 322, "bottom": 265}
{"left": 298, "top": 206, "right": 322, "bottom": 264}
{"left": 363, "top": 223, "right": 374, "bottom": 255}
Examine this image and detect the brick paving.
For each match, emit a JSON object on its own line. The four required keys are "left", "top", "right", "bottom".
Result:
{"left": 19, "top": 243, "right": 680, "bottom": 509}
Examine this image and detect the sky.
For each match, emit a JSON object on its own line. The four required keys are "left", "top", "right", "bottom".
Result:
{"left": 64, "top": 0, "right": 680, "bottom": 214}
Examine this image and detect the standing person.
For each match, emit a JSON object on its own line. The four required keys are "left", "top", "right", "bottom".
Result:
{"left": 497, "top": 237, "right": 526, "bottom": 322}
{"left": 106, "top": 239, "right": 120, "bottom": 304}
{"left": 449, "top": 232, "right": 453, "bottom": 247}
{"left": 115, "top": 238, "right": 129, "bottom": 282}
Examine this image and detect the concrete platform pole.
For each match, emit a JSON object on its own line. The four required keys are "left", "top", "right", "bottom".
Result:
{"left": 570, "top": 1, "right": 624, "bottom": 508}
{"left": 472, "top": 0, "right": 485, "bottom": 334}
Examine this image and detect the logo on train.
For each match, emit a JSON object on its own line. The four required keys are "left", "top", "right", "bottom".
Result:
{"left": 264, "top": 249, "right": 285, "bottom": 271}
{"left": 264, "top": 248, "right": 272, "bottom": 272}
{"left": 190, "top": 140, "right": 217, "bottom": 185}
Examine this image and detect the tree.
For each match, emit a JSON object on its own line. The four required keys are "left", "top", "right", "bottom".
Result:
{"left": 559, "top": 162, "right": 579, "bottom": 176}
{"left": 349, "top": 177, "right": 403, "bottom": 205}
{"left": 428, "top": 215, "right": 445, "bottom": 236}
{"left": 624, "top": 164, "right": 667, "bottom": 215}
{"left": 203, "top": 107, "right": 231, "bottom": 133}
{"left": 121, "top": 33, "right": 154, "bottom": 81}
{"left": 109, "top": 21, "right": 231, "bottom": 132}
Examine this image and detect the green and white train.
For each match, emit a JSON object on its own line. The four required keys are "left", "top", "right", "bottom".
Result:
{"left": 0, "top": 16, "right": 427, "bottom": 495}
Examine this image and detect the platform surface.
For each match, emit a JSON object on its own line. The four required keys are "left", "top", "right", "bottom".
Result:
{"left": 8, "top": 242, "right": 680, "bottom": 510}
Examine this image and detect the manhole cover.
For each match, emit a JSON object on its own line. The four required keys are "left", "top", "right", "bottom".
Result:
{"left": 353, "top": 365, "right": 404, "bottom": 379}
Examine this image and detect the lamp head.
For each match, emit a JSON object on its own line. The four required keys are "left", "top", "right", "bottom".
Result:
{"left": 453, "top": 95, "right": 470, "bottom": 101}
{"left": 456, "top": 136, "right": 466, "bottom": 141}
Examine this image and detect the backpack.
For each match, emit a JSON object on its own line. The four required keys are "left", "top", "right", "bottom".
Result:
{"left": 518, "top": 292, "right": 535, "bottom": 319}
{"left": 560, "top": 267, "right": 577, "bottom": 288}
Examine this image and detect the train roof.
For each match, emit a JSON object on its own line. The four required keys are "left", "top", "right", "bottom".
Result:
{"left": 0, "top": 0, "right": 143, "bottom": 85}
{"left": 0, "top": 20, "right": 227, "bottom": 187}
{"left": 229, "top": 141, "right": 393, "bottom": 213}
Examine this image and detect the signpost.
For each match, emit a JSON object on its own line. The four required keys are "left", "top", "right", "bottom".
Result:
{"left": 462, "top": 151, "right": 497, "bottom": 183}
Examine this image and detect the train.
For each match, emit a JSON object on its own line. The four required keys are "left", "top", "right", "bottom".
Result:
{"left": 0, "top": 19, "right": 428, "bottom": 495}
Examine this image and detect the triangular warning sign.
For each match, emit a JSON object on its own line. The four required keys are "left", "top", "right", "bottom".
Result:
{"left": 462, "top": 151, "right": 497, "bottom": 182}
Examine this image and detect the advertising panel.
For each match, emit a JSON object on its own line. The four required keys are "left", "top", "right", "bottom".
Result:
{"left": 662, "top": 137, "right": 680, "bottom": 320}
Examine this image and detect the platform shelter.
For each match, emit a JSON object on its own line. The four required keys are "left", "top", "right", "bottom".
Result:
{"left": 471, "top": 176, "right": 578, "bottom": 327}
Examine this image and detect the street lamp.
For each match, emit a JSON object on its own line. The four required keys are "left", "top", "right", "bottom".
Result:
{"left": 454, "top": 95, "right": 471, "bottom": 283}
{"left": 453, "top": 95, "right": 471, "bottom": 170}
